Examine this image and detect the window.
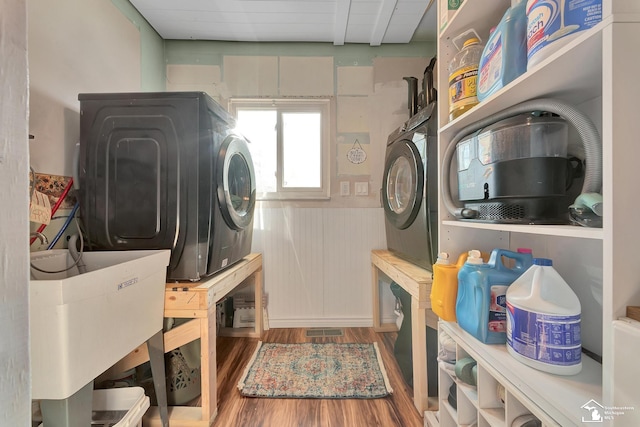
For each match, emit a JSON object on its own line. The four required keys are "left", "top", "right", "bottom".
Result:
{"left": 229, "top": 98, "right": 331, "bottom": 200}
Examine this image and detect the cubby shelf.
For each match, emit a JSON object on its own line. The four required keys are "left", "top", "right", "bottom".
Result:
{"left": 438, "top": 321, "right": 602, "bottom": 427}
{"left": 434, "top": 0, "right": 640, "bottom": 425}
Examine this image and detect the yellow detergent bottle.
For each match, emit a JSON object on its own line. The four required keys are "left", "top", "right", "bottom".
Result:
{"left": 431, "top": 251, "right": 472, "bottom": 322}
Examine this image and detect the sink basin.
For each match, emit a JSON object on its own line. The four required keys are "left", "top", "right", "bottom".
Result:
{"left": 29, "top": 249, "right": 170, "bottom": 400}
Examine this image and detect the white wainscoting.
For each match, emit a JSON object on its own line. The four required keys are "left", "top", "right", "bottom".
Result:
{"left": 251, "top": 206, "right": 398, "bottom": 328}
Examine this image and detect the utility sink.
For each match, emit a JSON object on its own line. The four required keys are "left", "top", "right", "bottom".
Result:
{"left": 29, "top": 249, "right": 170, "bottom": 400}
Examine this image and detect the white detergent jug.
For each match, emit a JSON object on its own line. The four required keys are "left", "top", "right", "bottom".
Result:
{"left": 506, "top": 258, "right": 582, "bottom": 375}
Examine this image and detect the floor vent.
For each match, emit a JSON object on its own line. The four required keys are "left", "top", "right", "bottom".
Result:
{"left": 306, "top": 328, "right": 344, "bottom": 337}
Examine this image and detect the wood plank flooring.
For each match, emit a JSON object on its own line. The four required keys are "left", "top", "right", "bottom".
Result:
{"left": 211, "top": 327, "right": 424, "bottom": 427}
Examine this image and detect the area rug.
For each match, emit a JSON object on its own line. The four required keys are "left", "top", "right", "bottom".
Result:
{"left": 237, "top": 342, "right": 393, "bottom": 398}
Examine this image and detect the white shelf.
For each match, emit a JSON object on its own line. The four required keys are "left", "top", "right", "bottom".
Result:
{"left": 479, "top": 407, "right": 505, "bottom": 427}
{"left": 456, "top": 382, "right": 478, "bottom": 409}
{"left": 439, "top": 17, "right": 608, "bottom": 142}
{"left": 442, "top": 399, "right": 458, "bottom": 422}
{"left": 441, "top": 221, "right": 604, "bottom": 240}
{"left": 439, "top": 0, "right": 511, "bottom": 42}
{"left": 441, "top": 322, "right": 602, "bottom": 427}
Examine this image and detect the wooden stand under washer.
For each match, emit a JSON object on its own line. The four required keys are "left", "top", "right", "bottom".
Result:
{"left": 112, "top": 253, "right": 264, "bottom": 427}
{"left": 371, "top": 249, "right": 438, "bottom": 415}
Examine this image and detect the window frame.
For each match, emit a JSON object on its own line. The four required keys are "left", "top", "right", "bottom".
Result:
{"left": 229, "top": 98, "right": 331, "bottom": 201}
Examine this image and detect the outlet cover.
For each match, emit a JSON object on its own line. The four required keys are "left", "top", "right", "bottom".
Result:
{"left": 355, "top": 182, "right": 368, "bottom": 196}
{"left": 340, "top": 181, "right": 350, "bottom": 196}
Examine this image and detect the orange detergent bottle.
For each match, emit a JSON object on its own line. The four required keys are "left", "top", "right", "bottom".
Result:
{"left": 431, "top": 251, "right": 485, "bottom": 321}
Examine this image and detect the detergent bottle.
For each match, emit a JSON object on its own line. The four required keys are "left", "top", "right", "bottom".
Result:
{"left": 477, "top": 0, "right": 527, "bottom": 101}
{"left": 456, "top": 248, "right": 533, "bottom": 344}
{"left": 431, "top": 251, "right": 471, "bottom": 322}
{"left": 448, "top": 30, "right": 484, "bottom": 121}
{"left": 506, "top": 258, "right": 582, "bottom": 375}
{"left": 507, "top": 247, "right": 534, "bottom": 270}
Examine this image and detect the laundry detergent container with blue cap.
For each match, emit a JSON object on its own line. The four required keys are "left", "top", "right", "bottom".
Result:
{"left": 506, "top": 258, "right": 582, "bottom": 375}
{"left": 477, "top": 0, "right": 527, "bottom": 101}
{"left": 455, "top": 249, "right": 532, "bottom": 344}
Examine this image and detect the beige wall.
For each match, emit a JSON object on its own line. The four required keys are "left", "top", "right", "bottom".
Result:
{"left": 28, "top": 0, "right": 142, "bottom": 178}
{"left": 166, "top": 50, "right": 435, "bottom": 209}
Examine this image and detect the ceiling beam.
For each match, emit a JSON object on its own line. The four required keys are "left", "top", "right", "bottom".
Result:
{"left": 370, "top": 0, "right": 398, "bottom": 46}
{"left": 333, "top": 0, "right": 351, "bottom": 45}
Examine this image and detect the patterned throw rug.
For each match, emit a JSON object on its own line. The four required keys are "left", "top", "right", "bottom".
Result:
{"left": 237, "top": 342, "right": 393, "bottom": 398}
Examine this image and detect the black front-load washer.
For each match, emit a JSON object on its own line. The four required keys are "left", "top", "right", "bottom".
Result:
{"left": 78, "top": 91, "right": 256, "bottom": 281}
{"left": 382, "top": 102, "right": 438, "bottom": 271}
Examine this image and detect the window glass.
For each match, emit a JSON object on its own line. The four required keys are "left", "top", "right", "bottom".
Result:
{"left": 282, "top": 112, "right": 321, "bottom": 188}
{"left": 230, "top": 99, "right": 330, "bottom": 200}
{"left": 236, "top": 110, "right": 277, "bottom": 193}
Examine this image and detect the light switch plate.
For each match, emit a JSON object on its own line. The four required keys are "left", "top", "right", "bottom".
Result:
{"left": 355, "top": 182, "right": 368, "bottom": 196}
{"left": 340, "top": 181, "right": 350, "bottom": 196}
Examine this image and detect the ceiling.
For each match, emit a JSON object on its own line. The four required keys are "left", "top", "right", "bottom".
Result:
{"left": 129, "top": 0, "right": 437, "bottom": 46}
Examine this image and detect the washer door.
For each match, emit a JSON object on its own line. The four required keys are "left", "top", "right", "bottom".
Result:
{"left": 382, "top": 139, "right": 424, "bottom": 230}
{"left": 217, "top": 134, "right": 256, "bottom": 230}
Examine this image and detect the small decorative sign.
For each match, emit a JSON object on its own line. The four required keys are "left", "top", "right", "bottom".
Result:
{"left": 346, "top": 139, "right": 367, "bottom": 164}
{"left": 29, "top": 190, "right": 51, "bottom": 225}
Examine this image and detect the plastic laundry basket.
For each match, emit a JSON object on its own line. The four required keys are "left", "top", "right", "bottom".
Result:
{"left": 37, "top": 387, "right": 149, "bottom": 427}
{"left": 92, "top": 387, "right": 149, "bottom": 427}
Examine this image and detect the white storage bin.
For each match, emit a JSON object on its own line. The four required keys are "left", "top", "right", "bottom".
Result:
{"left": 92, "top": 387, "right": 149, "bottom": 427}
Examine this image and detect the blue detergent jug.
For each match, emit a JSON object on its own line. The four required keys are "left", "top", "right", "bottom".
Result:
{"left": 456, "top": 248, "right": 533, "bottom": 344}
{"left": 477, "top": 0, "right": 527, "bottom": 101}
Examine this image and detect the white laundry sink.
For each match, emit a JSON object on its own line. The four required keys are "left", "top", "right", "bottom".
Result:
{"left": 29, "top": 249, "right": 170, "bottom": 400}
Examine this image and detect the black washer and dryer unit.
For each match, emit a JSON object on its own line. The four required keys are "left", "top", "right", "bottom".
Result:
{"left": 382, "top": 97, "right": 438, "bottom": 271}
{"left": 78, "top": 91, "right": 256, "bottom": 282}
